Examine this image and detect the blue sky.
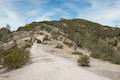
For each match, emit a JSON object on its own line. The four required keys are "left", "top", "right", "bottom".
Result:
{"left": 0, "top": 0, "right": 120, "bottom": 30}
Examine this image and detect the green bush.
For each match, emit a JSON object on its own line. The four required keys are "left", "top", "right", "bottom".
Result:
{"left": 2, "top": 45, "right": 30, "bottom": 69}
{"left": 77, "top": 55, "right": 90, "bottom": 66}
{"left": 90, "top": 42, "right": 120, "bottom": 64}
{"left": 72, "top": 51, "right": 83, "bottom": 55}
{"left": 24, "top": 39, "right": 33, "bottom": 48}
{"left": 36, "top": 39, "right": 42, "bottom": 43}
{"left": 0, "top": 48, "right": 4, "bottom": 64}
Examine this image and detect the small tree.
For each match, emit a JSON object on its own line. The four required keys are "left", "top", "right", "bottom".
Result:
{"left": 6, "top": 24, "right": 11, "bottom": 31}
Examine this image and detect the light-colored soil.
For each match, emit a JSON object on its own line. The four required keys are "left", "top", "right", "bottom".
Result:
{"left": 85, "top": 58, "right": 120, "bottom": 80}
{"left": 0, "top": 42, "right": 111, "bottom": 80}
{"left": 40, "top": 42, "right": 120, "bottom": 80}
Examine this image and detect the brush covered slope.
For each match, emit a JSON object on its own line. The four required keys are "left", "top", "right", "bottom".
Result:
{"left": 16, "top": 19, "right": 120, "bottom": 64}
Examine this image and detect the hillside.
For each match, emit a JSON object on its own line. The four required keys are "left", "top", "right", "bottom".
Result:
{"left": 17, "top": 19, "right": 120, "bottom": 64}
{"left": 0, "top": 18, "right": 120, "bottom": 80}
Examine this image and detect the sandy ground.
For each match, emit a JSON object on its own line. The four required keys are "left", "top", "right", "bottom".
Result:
{"left": 40, "top": 42, "right": 120, "bottom": 80}
{"left": 85, "top": 58, "right": 120, "bottom": 80}
{"left": 0, "top": 42, "right": 111, "bottom": 80}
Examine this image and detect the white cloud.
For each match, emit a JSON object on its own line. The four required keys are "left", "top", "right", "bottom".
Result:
{"left": 78, "top": 0, "right": 120, "bottom": 26}
{"left": 34, "top": 7, "right": 71, "bottom": 22}
{"left": 27, "top": 10, "right": 39, "bottom": 17}
{"left": 0, "top": 0, "right": 25, "bottom": 30}
{"left": 0, "top": 0, "right": 50, "bottom": 30}
{"left": 35, "top": 12, "right": 54, "bottom": 22}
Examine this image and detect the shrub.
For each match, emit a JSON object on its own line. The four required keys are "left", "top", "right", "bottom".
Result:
{"left": 59, "top": 37, "right": 63, "bottom": 41}
{"left": 0, "top": 48, "right": 4, "bottom": 64}
{"left": 36, "top": 39, "right": 42, "bottom": 43}
{"left": 2, "top": 45, "right": 30, "bottom": 69}
{"left": 55, "top": 44, "right": 63, "bottom": 49}
{"left": 43, "top": 35, "right": 50, "bottom": 43}
{"left": 24, "top": 39, "right": 32, "bottom": 48}
{"left": 77, "top": 55, "right": 90, "bottom": 66}
{"left": 90, "top": 42, "right": 120, "bottom": 64}
{"left": 72, "top": 51, "right": 83, "bottom": 55}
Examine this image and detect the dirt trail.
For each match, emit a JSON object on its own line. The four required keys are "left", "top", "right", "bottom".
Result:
{"left": 0, "top": 42, "right": 111, "bottom": 80}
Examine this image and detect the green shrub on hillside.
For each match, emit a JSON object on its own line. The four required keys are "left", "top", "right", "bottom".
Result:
{"left": 24, "top": 39, "right": 33, "bottom": 48}
{"left": 90, "top": 42, "right": 120, "bottom": 64}
{"left": 77, "top": 55, "right": 90, "bottom": 66}
{"left": 72, "top": 51, "right": 83, "bottom": 55}
{"left": 2, "top": 45, "right": 30, "bottom": 69}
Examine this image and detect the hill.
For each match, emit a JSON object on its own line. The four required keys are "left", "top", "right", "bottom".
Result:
{"left": 16, "top": 19, "right": 120, "bottom": 64}
{"left": 0, "top": 19, "right": 120, "bottom": 80}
